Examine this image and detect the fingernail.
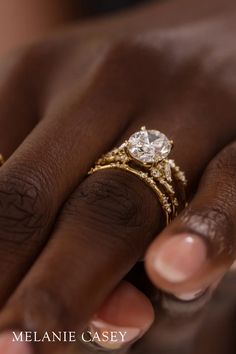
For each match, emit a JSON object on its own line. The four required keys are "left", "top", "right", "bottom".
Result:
{"left": 174, "top": 288, "right": 206, "bottom": 301}
{"left": 230, "top": 260, "right": 236, "bottom": 271}
{"left": 88, "top": 317, "right": 141, "bottom": 350}
{"left": 152, "top": 234, "right": 207, "bottom": 283}
{"left": 0, "top": 332, "right": 32, "bottom": 354}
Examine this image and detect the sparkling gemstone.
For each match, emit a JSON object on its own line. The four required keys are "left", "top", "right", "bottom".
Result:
{"left": 127, "top": 129, "right": 171, "bottom": 163}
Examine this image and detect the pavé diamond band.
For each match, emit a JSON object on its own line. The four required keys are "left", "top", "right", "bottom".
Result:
{"left": 89, "top": 126, "right": 187, "bottom": 224}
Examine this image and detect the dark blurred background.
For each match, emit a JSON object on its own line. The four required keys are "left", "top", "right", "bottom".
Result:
{"left": 0, "top": 0, "right": 154, "bottom": 58}
{"left": 78, "top": 0, "right": 152, "bottom": 15}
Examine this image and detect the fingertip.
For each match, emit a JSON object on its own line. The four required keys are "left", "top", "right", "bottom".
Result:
{"left": 145, "top": 232, "right": 227, "bottom": 294}
{"left": 88, "top": 281, "right": 154, "bottom": 350}
{"left": 97, "top": 281, "right": 154, "bottom": 328}
{"left": 0, "top": 332, "right": 32, "bottom": 354}
{"left": 147, "top": 233, "right": 207, "bottom": 281}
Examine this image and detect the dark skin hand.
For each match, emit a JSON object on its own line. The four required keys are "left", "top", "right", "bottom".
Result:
{"left": 0, "top": 0, "right": 236, "bottom": 353}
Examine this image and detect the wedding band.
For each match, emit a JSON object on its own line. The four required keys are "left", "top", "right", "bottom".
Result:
{"left": 89, "top": 126, "right": 187, "bottom": 224}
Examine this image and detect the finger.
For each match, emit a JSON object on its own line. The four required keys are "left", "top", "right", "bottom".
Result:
{"left": 0, "top": 169, "right": 161, "bottom": 354}
{"left": 0, "top": 52, "right": 38, "bottom": 157}
{"left": 146, "top": 140, "right": 236, "bottom": 296}
{"left": 0, "top": 55, "right": 136, "bottom": 303}
{"left": 0, "top": 281, "right": 154, "bottom": 354}
{"left": 86, "top": 281, "right": 154, "bottom": 351}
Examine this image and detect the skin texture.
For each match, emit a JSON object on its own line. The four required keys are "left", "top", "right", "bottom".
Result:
{"left": 0, "top": 0, "right": 80, "bottom": 57}
{"left": 0, "top": 0, "right": 236, "bottom": 353}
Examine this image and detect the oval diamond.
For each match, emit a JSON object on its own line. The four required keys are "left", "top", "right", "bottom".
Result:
{"left": 127, "top": 129, "right": 171, "bottom": 164}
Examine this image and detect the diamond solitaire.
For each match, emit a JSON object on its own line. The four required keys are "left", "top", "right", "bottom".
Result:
{"left": 127, "top": 127, "right": 172, "bottom": 164}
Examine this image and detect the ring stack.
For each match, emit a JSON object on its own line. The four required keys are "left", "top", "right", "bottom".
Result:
{"left": 89, "top": 126, "right": 187, "bottom": 224}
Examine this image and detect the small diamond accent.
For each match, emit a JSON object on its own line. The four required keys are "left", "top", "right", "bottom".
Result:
{"left": 164, "top": 163, "right": 172, "bottom": 182}
{"left": 127, "top": 129, "right": 171, "bottom": 164}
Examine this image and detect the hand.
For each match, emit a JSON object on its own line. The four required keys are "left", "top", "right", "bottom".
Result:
{"left": 0, "top": 0, "right": 235, "bottom": 353}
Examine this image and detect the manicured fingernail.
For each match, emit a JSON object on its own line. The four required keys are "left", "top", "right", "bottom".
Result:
{"left": 152, "top": 234, "right": 207, "bottom": 283}
{"left": 88, "top": 317, "right": 141, "bottom": 350}
{"left": 0, "top": 332, "right": 32, "bottom": 354}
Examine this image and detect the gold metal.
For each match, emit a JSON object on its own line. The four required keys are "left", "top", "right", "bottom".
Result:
{"left": 89, "top": 129, "right": 187, "bottom": 225}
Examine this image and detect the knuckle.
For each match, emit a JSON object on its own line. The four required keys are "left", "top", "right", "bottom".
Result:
{"left": 0, "top": 172, "right": 51, "bottom": 243}
{"left": 61, "top": 170, "right": 159, "bottom": 255}
{"left": 185, "top": 143, "right": 236, "bottom": 259}
{"left": 202, "top": 141, "right": 236, "bottom": 214}
{"left": 180, "top": 205, "right": 235, "bottom": 257}
{"left": 104, "top": 35, "right": 163, "bottom": 66}
{"left": 208, "top": 141, "right": 236, "bottom": 176}
{"left": 99, "top": 37, "right": 164, "bottom": 90}
{"left": 101, "top": 35, "right": 204, "bottom": 106}
{"left": 64, "top": 173, "right": 141, "bottom": 227}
